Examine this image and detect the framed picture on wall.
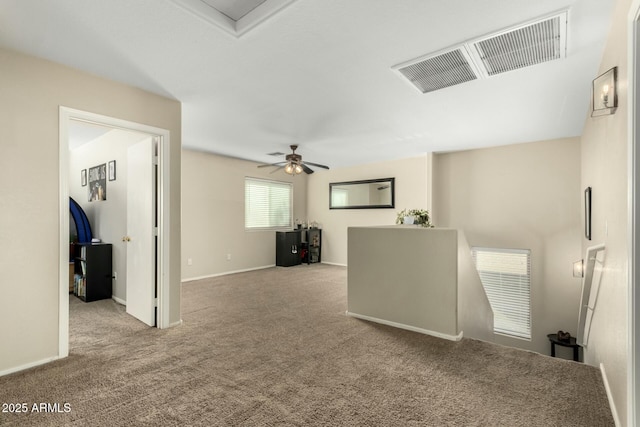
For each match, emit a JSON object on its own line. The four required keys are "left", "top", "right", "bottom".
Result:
{"left": 88, "top": 163, "right": 107, "bottom": 202}
{"left": 585, "top": 187, "right": 592, "bottom": 240}
{"left": 81, "top": 169, "right": 87, "bottom": 186}
{"left": 108, "top": 160, "right": 116, "bottom": 181}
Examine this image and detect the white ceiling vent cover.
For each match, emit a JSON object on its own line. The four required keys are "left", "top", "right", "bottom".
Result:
{"left": 393, "top": 11, "right": 568, "bottom": 94}
{"left": 395, "top": 48, "right": 480, "bottom": 94}
{"left": 470, "top": 12, "right": 567, "bottom": 77}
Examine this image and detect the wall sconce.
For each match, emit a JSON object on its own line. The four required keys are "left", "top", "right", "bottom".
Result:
{"left": 592, "top": 67, "right": 617, "bottom": 117}
{"left": 573, "top": 259, "right": 584, "bottom": 278}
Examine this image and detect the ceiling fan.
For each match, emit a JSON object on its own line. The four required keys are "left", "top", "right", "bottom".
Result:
{"left": 258, "top": 145, "right": 330, "bottom": 175}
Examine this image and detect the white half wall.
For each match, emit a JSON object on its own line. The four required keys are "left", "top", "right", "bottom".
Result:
{"left": 347, "top": 226, "right": 493, "bottom": 342}
{"left": 348, "top": 227, "right": 459, "bottom": 338}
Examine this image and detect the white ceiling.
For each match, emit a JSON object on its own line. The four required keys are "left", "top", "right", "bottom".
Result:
{"left": 68, "top": 121, "right": 113, "bottom": 151}
{"left": 202, "top": 0, "right": 268, "bottom": 21}
{"left": 68, "top": 120, "right": 151, "bottom": 150}
{"left": 0, "top": 0, "right": 615, "bottom": 170}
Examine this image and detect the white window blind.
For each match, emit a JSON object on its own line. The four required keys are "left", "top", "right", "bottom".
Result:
{"left": 471, "top": 247, "right": 531, "bottom": 340}
{"left": 245, "top": 177, "right": 292, "bottom": 230}
{"left": 331, "top": 188, "right": 348, "bottom": 207}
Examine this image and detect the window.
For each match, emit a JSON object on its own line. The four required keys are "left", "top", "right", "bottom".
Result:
{"left": 245, "top": 177, "right": 292, "bottom": 230}
{"left": 330, "top": 188, "right": 348, "bottom": 207}
{"left": 471, "top": 247, "right": 531, "bottom": 340}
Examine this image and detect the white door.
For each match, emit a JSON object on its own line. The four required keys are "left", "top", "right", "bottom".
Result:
{"left": 126, "top": 138, "right": 156, "bottom": 326}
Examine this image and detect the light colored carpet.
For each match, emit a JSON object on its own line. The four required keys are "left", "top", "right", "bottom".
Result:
{"left": 0, "top": 264, "right": 613, "bottom": 426}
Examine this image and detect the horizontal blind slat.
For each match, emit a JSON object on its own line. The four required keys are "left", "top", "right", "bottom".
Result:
{"left": 245, "top": 178, "right": 292, "bottom": 229}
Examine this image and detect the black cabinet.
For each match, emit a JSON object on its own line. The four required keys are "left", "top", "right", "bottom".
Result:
{"left": 276, "top": 229, "right": 322, "bottom": 266}
{"left": 276, "top": 231, "right": 302, "bottom": 267}
{"left": 74, "top": 243, "right": 112, "bottom": 302}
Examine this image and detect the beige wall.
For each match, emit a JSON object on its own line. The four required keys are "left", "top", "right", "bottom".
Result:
{"left": 181, "top": 149, "right": 307, "bottom": 280}
{"left": 579, "top": 0, "right": 632, "bottom": 423}
{"left": 307, "top": 155, "right": 431, "bottom": 265}
{"left": 0, "top": 47, "right": 181, "bottom": 374}
{"left": 433, "top": 138, "right": 583, "bottom": 356}
{"left": 457, "top": 231, "right": 494, "bottom": 343}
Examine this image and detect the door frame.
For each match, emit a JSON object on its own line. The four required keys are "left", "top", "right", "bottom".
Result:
{"left": 58, "top": 107, "right": 172, "bottom": 358}
{"left": 630, "top": 2, "right": 640, "bottom": 425}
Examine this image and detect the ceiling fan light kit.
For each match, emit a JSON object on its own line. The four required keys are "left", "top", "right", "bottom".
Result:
{"left": 259, "top": 145, "right": 329, "bottom": 175}
{"left": 284, "top": 162, "right": 303, "bottom": 175}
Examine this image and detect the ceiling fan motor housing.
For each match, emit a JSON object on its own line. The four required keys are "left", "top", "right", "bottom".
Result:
{"left": 285, "top": 153, "right": 302, "bottom": 163}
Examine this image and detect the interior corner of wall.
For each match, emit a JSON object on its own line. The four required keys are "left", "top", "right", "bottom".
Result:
{"left": 426, "top": 153, "right": 434, "bottom": 213}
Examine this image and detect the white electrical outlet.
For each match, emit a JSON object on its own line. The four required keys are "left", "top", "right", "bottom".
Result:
{"left": 113, "top": 272, "right": 117, "bottom": 280}
{"left": 187, "top": 258, "right": 193, "bottom": 266}
{"left": 227, "top": 253, "right": 232, "bottom": 261}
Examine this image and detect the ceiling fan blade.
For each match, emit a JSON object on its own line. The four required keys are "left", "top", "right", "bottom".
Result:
{"left": 303, "top": 161, "right": 329, "bottom": 170}
{"left": 257, "top": 162, "right": 286, "bottom": 168}
{"left": 269, "top": 165, "right": 285, "bottom": 174}
{"left": 301, "top": 164, "right": 314, "bottom": 174}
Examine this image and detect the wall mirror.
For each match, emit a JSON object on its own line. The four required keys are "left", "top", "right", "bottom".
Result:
{"left": 329, "top": 178, "right": 395, "bottom": 209}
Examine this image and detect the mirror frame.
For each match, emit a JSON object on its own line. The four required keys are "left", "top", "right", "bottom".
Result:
{"left": 329, "top": 177, "right": 395, "bottom": 209}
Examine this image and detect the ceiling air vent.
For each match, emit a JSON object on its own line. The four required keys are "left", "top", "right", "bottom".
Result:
{"left": 393, "top": 11, "right": 568, "bottom": 93}
{"left": 470, "top": 12, "right": 567, "bottom": 77}
{"left": 395, "top": 48, "right": 480, "bottom": 94}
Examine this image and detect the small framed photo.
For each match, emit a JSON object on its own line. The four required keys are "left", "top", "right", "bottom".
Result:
{"left": 108, "top": 160, "right": 116, "bottom": 181}
{"left": 81, "top": 169, "right": 87, "bottom": 186}
{"left": 592, "top": 67, "right": 617, "bottom": 117}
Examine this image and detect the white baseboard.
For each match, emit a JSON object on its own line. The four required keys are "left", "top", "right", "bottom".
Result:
{"left": 346, "top": 311, "right": 463, "bottom": 342}
{"left": 321, "top": 261, "right": 347, "bottom": 267}
{"left": 167, "top": 319, "right": 183, "bottom": 328}
{"left": 600, "top": 363, "right": 621, "bottom": 427}
{"left": 182, "top": 265, "right": 275, "bottom": 283}
{"left": 0, "top": 356, "right": 60, "bottom": 377}
{"left": 112, "top": 296, "right": 126, "bottom": 305}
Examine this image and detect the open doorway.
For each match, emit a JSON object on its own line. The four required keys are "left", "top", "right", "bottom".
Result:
{"left": 58, "top": 107, "right": 173, "bottom": 358}
{"left": 66, "top": 118, "right": 159, "bottom": 331}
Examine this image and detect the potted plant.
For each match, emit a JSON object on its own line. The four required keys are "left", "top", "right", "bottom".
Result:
{"left": 396, "top": 208, "right": 434, "bottom": 228}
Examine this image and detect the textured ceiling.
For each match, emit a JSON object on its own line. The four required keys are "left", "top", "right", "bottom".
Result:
{"left": 0, "top": 0, "right": 615, "bottom": 170}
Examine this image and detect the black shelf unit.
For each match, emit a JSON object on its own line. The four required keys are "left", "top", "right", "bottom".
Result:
{"left": 276, "top": 229, "right": 322, "bottom": 267}
{"left": 307, "top": 228, "right": 322, "bottom": 263}
{"left": 74, "top": 243, "right": 112, "bottom": 302}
